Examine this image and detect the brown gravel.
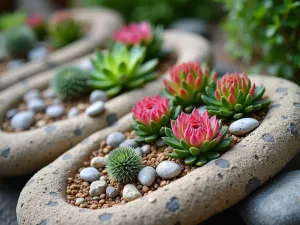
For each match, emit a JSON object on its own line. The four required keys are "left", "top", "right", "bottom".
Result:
{"left": 2, "top": 54, "right": 176, "bottom": 132}
{"left": 65, "top": 112, "right": 265, "bottom": 210}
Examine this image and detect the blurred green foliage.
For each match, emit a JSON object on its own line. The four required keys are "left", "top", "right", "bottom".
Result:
{"left": 0, "top": 11, "right": 26, "bottom": 32}
{"left": 220, "top": 0, "right": 300, "bottom": 83}
{"left": 82, "top": 0, "right": 224, "bottom": 25}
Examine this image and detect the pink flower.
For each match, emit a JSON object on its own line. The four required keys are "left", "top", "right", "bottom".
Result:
{"left": 132, "top": 95, "right": 169, "bottom": 127}
{"left": 27, "top": 13, "right": 44, "bottom": 29}
{"left": 171, "top": 109, "right": 223, "bottom": 148}
{"left": 215, "top": 72, "right": 256, "bottom": 104}
{"left": 113, "top": 21, "right": 152, "bottom": 45}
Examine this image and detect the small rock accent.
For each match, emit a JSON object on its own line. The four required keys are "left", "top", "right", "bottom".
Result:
{"left": 156, "top": 161, "right": 181, "bottom": 179}
{"left": 122, "top": 184, "right": 142, "bottom": 202}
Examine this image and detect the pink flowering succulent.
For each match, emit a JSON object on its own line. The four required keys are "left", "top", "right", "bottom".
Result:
{"left": 113, "top": 21, "right": 163, "bottom": 59}
{"left": 202, "top": 72, "right": 271, "bottom": 120}
{"left": 163, "top": 62, "right": 217, "bottom": 113}
{"left": 132, "top": 95, "right": 181, "bottom": 143}
{"left": 26, "top": 13, "right": 46, "bottom": 40}
{"left": 163, "top": 109, "right": 231, "bottom": 166}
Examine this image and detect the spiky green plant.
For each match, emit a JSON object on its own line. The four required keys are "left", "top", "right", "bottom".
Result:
{"left": 52, "top": 66, "right": 89, "bottom": 100}
{"left": 106, "top": 147, "right": 142, "bottom": 183}
{"left": 4, "top": 25, "right": 37, "bottom": 58}
{"left": 88, "top": 43, "right": 158, "bottom": 97}
{"left": 202, "top": 73, "right": 271, "bottom": 120}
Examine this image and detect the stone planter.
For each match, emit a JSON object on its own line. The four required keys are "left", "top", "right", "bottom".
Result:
{"left": 16, "top": 75, "right": 300, "bottom": 225}
{"left": 0, "top": 7, "right": 123, "bottom": 91}
{"left": 0, "top": 30, "right": 211, "bottom": 176}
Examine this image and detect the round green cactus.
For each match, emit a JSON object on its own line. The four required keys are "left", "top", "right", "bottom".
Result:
{"left": 106, "top": 147, "right": 142, "bottom": 183}
{"left": 4, "top": 25, "right": 37, "bottom": 58}
{"left": 52, "top": 66, "right": 89, "bottom": 100}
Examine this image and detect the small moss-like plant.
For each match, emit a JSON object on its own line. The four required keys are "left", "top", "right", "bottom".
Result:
{"left": 52, "top": 66, "right": 89, "bottom": 100}
{"left": 106, "top": 147, "right": 142, "bottom": 183}
{"left": 162, "top": 62, "right": 217, "bottom": 113}
{"left": 163, "top": 109, "right": 231, "bottom": 166}
{"left": 113, "top": 21, "right": 163, "bottom": 59}
{"left": 4, "top": 25, "right": 37, "bottom": 58}
{"left": 88, "top": 43, "right": 158, "bottom": 97}
{"left": 202, "top": 73, "right": 271, "bottom": 120}
{"left": 48, "top": 10, "right": 82, "bottom": 48}
{"left": 132, "top": 95, "right": 181, "bottom": 143}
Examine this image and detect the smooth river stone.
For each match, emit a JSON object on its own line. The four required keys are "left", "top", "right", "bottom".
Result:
{"left": 11, "top": 110, "right": 35, "bottom": 130}
{"left": 229, "top": 118, "right": 259, "bottom": 136}
{"left": 79, "top": 167, "right": 100, "bottom": 182}
{"left": 156, "top": 161, "right": 181, "bottom": 179}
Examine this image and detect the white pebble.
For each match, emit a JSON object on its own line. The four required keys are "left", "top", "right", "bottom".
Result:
{"left": 123, "top": 184, "right": 142, "bottom": 201}
{"left": 85, "top": 101, "right": 105, "bottom": 116}
{"left": 80, "top": 167, "right": 100, "bottom": 182}
{"left": 91, "top": 156, "right": 106, "bottom": 168}
{"left": 68, "top": 107, "right": 79, "bottom": 118}
{"left": 89, "top": 90, "right": 107, "bottom": 103}
{"left": 229, "top": 118, "right": 259, "bottom": 136}
{"left": 46, "top": 104, "right": 65, "bottom": 118}
{"left": 11, "top": 110, "right": 35, "bottom": 130}
{"left": 156, "top": 161, "right": 181, "bottom": 179}
{"left": 75, "top": 198, "right": 85, "bottom": 206}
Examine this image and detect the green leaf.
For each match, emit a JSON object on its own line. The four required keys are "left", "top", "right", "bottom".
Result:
{"left": 105, "top": 86, "right": 122, "bottom": 97}
{"left": 237, "top": 90, "right": 245, "bottom": 103}
{"left": 196, "top": 156, "right": 207, "bottom": 167}
{"left": 189, "top": 147, "right": 200, "bottom": 156}
{"left": 253, "top": 99, "right": 271, "bottom": 108}
{"left": 243, "top": 94, "right": 253, "bottom": 107}
{"left": 143, "top": 72, "right": 157, "bottom": 82}
{"left": 137, "top": 59, "right": 158, "bottom": 76}
{"left": 204, "top": 152, "right": 220, "bottom": 160}
{"left": 129, "top": 45, "right": 145, "bottom": 71}
{"left": 213, "top": 138, "right": 232, "bottom": 151}
{"left": 244, "top": 105, "right": 253, "bottom": 113}
{"left": 126, "top": 78, "right": 144, "bottom": 89}
{"left": 219, "top": 109, "right": 233, "bottom": 117}
{"left": 221, "top": 96, "right": 231, "bottom": 109}
{"left": 162, "top": 137, "right": 182, "bottom": 149}
{"left": 88, "top": 80, "right": 114, "bottom": 89}
{"left": 135, "top": 136, "right": 145, "bottom": 142}
{"left": 149, "top": 120, "right": 160, "bottom": 132}
{"left": 199, "top": 140, "right": 211, "bottom": 152}
{"left": 168, "top": 152, "right": 183, "bottom": 159}
{"left": 253, "top": 85, "right": 265, "bottom": 101}
{"left": 174, "top": 149, "right": 190, "bottom": 158}
{"left": 137, "top": 124, "right": 152, "bottom": 133}
{"left": 165, "top": 127, "right": 174, "bottom": 138}
{"left": 233, "top": 113, "right": 244, "bottom": 120}
{"left": 202, "top": 95, "right": 222, "bottom": 107}
{"left": 180, "top": 139, "right": 190, "bottom": 151}
{"left": 145, "top": 134, "right": 159, "bottom": 143}
{"left": 184, "top": 155, "right": 197, "bottom": 165}
{"left": 234, "top": 104, "right": 243, "bottom": 112}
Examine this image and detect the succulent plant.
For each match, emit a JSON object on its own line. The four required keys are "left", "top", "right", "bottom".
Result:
{"left": 113, "top": 21, "right": 163, "bottom": 59}
{"left": 202, "top": 73, "right": 271, "bottom": 120}
{"left": 0, "top": 11, "right": 26, "bottom": 32}
{"left": 163, "top": 109, "right": 232, "bottom": 166}
{"left": 52, "top": 66, "right": 89, "bottom": 100}
{"left": 27, "top": 13, "right": 47, "bottom": 41}
{"left": 162, "top": 62, "right": 217, "bottom": 113}
{"left": 4, "top": 25, "right": 37, "bottom": 59}
{"left": 88, "top": 43, "right": 158, "bottom": 97}
{"left": 132, "top": 95, "right": 181, "bottom": 143}
{"left": 106, "top": 147, "right": 142, "bottom": 183}
{"left": 48, "top": 10, "right": 82, "bottom": 48}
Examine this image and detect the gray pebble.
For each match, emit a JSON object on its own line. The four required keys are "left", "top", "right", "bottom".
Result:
{"left": 138, "top": 166, "right": 156, "bottom": 186}
{"left": 6, "top": 108, "right": 18, "bottom": 120}
{"left": 27, "top": 98, "right": 46, "bottom": 112}
{"left": 135, "top": 147, "right": 143, "bottom": 156}
{"left": 75, "top": 198, "right": 85, "bottom": 206}
{"left": 90, "top": 156, "right": 106, "bottom": 168}
{"left": 85, "top": 101, "right": 104, "bottom": 116}
{"left": 106, "top": 132, "right": 126, "bottom": 147}
{"left": 229, "top": 118, "right": 259, "bottom": 136}
{"left": 156, "top": 161, "right": 181, "bottom": 179}
{"left": 79, "top": 58, "right": 93, "bottom": 70}
{"left": 106, "top": 186, "right": 119, "bottom": 198}
{"left": 28, "top": 46, "right": 48, "bottom": 61}
{"left": 141, "top": 144, "right": 151, "bottom": 154}
{"left": 8, "top": 59, "right": 25, "bottom": 71}
{"left": 68, "top": 107, "right": 79, "bottom": 118}
{"left": 89, "top": 90, "right": 107, "bottom": 103}
{"left": 240, "top": 171, "right": 300, "bottom": 225}
{"left": 11, "top": 110, "right": 35, "bottom": 130}
{"left": 43, "top": 88, "right": 56, "bottom": 98}
{"left": 155, "top": 138, "right": 167, "bottom": 147}
{"left": 89, "top": 180, "right": 107, "bottom": 197}
{"left": 46, "top": 104, "right": 65, "bottom": 118}
{"left": 197, "top": 105, "right": 206, "bottom": 114}
{"left": 23, "top": 89, "right": 40, "bottom": 102}
{"left": 80, "top": 167, "right": 100, "bottom": 182}
{"left": 120, "top": 139, "right": 139, "bottom": 148}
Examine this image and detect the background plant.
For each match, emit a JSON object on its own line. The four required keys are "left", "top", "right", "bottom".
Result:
{"left": 77, "top": 0, "right": 224, "bottom": 25}
{"left": 0, "top": 11, "right": 26, "bottom": 32}
{"left": 220, "top": 0, "right": 300, "bottom": 84}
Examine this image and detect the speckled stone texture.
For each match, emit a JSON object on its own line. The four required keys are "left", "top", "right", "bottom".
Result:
{"left": 17, "top": 76, "right": 300, "bottom": 225}
{"left": 0, "top": 7, "right": 123, "bottom": 91}
{"left": 239, "top": 171, "right": 300, "bottom": 225}
{"left": 0, "top": 30, "right": 212, "bottom": 176}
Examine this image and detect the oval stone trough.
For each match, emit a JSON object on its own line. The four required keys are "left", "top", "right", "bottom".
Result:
{"left": 17, "top": 76, "right": 300, "bottom": 224}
